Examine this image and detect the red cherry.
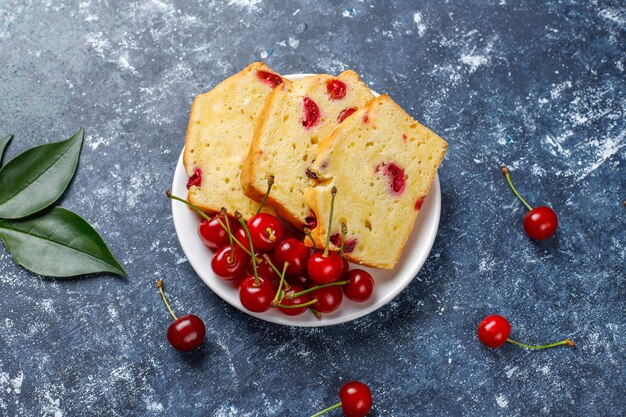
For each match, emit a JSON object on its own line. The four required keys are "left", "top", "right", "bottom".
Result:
{"left": 257, "top": 70, "right": 283, "bottom": 88}
{"left": 235, "top": 227, "right": 252, "bottom": 252}
{"left": 340, "top": 258, "right": 349, "bottom": 277}
{"left": 502, "top": 166, "right": 558, "bottom": 240}
{"left": 277, "top": 285, "right": 310, "bottom": 316}
{"left": 273, "top": 238, "right": 310, "bottom": 275}
{"left": 248, "top": 252, "right": 279, "bottom": 281}
{"left": 211, "top": 245, "right": 248, "bottom": 280}
{"left": 523, "top": 206, "right": 558, "bottom": 240}
{"left": 343, "top": 269, "right": 374, "bottom": 302}
{"left": 308, "top": 251, "right": 344, "bottom": 284}
{"left": 286, "top": 274, "right": 311, "bottom": 287}
{"left": 310, "top": 284, "right": 343, "bottom": 313}
{"left": 338, "top": 107, "right": 357, "bottom": 123}
{"left": 167, "top": 314, "right": 206, "bottom": 352}
{"left": 239, "top": 276, "right": 275, "bottom": 312}
{"left": 477, "top": 315, "right": 511, "bottom": 348}
{"left": 302, "top": 97, "right": 320, "bottom": 128}
{"left": 327, "top": 79, "right": 347, "bottom": 99}
{"left": 247, "top": 213, "right": 284, "bottom": 251}
{"left": 198, "top": 214, "right": 234, "bottom": 250}
{"left": 156, "top": 280, "right": 205, "bottom": 352}
{"left": 339, "top": 381, "right": 373, "bottom": 417}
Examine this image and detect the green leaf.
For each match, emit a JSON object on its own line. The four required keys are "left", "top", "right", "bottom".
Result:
{"left": 0, "top": 134, "right": 13, "bottom": 167}
{"left": 0, "top": 128, "right": 83, "bottom": 219}
{"left": 0, "top": 206, "right": 126, "bottom": 278}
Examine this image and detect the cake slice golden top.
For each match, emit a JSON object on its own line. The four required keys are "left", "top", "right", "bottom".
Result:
{"left": 241, "top": 70, "right": 374, "bottom": 228}
{"left": 184, "top": 62, "right": 288, "bottom": 219}
{"left": 304, "top": 94, "right": 447, "bottom": 269}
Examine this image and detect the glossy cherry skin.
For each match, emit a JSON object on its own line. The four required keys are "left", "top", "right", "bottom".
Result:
{"left": 308, "top": 251, "right": 344, "bottom": 284}
{"left": 248, "top": 252, "right": 279, "bottom": 281}
{"left": 339, "top": 381, "right": 373, "bottom": 417}
{"left": 340, "top": 257, "right": 350, "bottom": 278}
{"left": 343, "top": 269, "right": 375, "bottom": 302}
{"left": 286, "top": 274, "right": 311, "bottom": 287}
{"left": 167, "top": 314, "right": 206, "bottom": 352}
{"left": 197, "top": 214, "right": 233, "bottom": 250}
{"left": 523, "top": 206, "right": 558, "bottom": 240}
{"left": 310, "top": 284, "right": 343, "bottom": 313}
{"left": 246, "top": 213, "right": 284, "bottom": 251}
{"left": 273, "top": 238, "right": 310, "bottom": 275}
{"left": 239, "top": 276, "right": 275, "bottom": 313}
{"left": 211, "top": 245, "right": 248, "bottom": 280}
{"left": 277, "top": 285, "right": 310, "bottom": 316}
{"left": 477, "top": 315, "right": 511, "bottom": 348}
{"left": 234, "top": 227, "right": 252, "bottom": 252}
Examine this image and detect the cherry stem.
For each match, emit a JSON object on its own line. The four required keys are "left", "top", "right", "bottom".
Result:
{"left": 256, "top": 175, "right": 275, "bottom": 214}
{"left": 304, "top": 227, "right": 317, "bottom": 248}
{"left": 506, "top": 338, "right": 576, "bottom": 350}
{"left": 166, "top": 191, "right": 212, "bottom": 221}
{"left": 220, "top": 208, "right": 235, "bottom": 264}
{"left": 501, "top": 166, "right": 533, "bottom": 211}
{"left": 309, "top": 307, "right": 322, "bottom": 320}
{"left": 287, "top": 280, "right": 349, "bottom": 299}
{"left": 339, "top": 222, "right": 347, "bottom": 256}
{"left": 310, "top": 402, "right": 342, "bottom": 417}
{"left": 276, "top": 298, "right": 319, "bottom": 309}
{"left": 324, "top": 186, "right": 337, "bottom": 257}
{"left": 272, "top": 261, "right": 290, "bottom": 306}
{"left": 156, "top": 279, "right": 177, "bottom": 321}
{"left": 236, "top": 211, "right": 259, "bottom": 286}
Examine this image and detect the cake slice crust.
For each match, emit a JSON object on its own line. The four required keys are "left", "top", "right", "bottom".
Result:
{"left": 241, "top": 71, "right": 374, "bottom": 228}
{"left": 304, "top": 95, "right": 447, "bottom": 269}
{"left": 184, "top": 62, "right": 288, "bottom": 219}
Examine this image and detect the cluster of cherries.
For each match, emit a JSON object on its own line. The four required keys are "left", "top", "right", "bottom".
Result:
{"left": 168, "top": 176, "right": 375, "bottom": 320}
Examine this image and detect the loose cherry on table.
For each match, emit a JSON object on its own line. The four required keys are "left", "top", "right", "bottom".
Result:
{"left": 311, "top": 381, "right": 373, "bottom": 417}
{"left": 501, "top": 166, "right": 558, "bottom": 240}
{"left": 477, "top": 314, "right": 575, "bottom": 350}
{"left": 307, "top": 187, "right": 345, "bottom": 285}
{"left": 156, "top": 279, "right": 205, "bottom": 352}
{"left": 246, "top": 176, "right": 284, "bottom": 251}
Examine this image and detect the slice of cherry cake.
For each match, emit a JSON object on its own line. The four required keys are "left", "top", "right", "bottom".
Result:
{"left": 304, "top": 95, "right": 447, "bottom": 269}
{"left": 184, "top": 62, "right": 287, "bottom": 218}
{"left": 241, "top": 70, "right": 374, "bottom": 228}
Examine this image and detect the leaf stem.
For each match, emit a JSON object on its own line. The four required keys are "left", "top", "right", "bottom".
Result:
{"left": 501, "top": 166, "right": 533, "bottom": 211}
{"left": 156, "top": 279, "right": 177, "bottom": 321}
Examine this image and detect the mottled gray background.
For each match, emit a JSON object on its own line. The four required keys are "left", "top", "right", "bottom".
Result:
{"left": 0, "top": 0, "right": 624, "bottom": 416}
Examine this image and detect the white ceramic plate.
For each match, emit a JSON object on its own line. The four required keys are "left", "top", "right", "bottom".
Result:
{"left": 171, "top": 73, "right": 441, "bottom": 327}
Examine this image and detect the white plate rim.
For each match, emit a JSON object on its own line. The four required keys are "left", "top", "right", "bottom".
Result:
{"left": 171, "top": 73, "right": 441, "bottom": 327}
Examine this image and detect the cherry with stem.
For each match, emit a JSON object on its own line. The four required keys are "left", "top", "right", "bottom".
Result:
{"left": 307, "top": 187, "right": 344, "bottom": 284}
{"left": 311, "top": 381, "right": 373, "bottom": 417}
{"left": 166, "top": 192, "right": 285, "bottom": 278}
{"left": 236, "top": 210, "right": 275, "bottom": 313}
{"left": 501, "top": 166, "right": 558, "bottom": 240}
{"left": 156, "top": 279, "right": 205, "bottom": 352}
{"left": 478, "top": 314, "right": 575, "bottom": 350}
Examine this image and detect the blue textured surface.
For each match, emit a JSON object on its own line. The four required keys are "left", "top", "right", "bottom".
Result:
{"left": 0, "top": 1, "right": 624, "bottom": 416}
